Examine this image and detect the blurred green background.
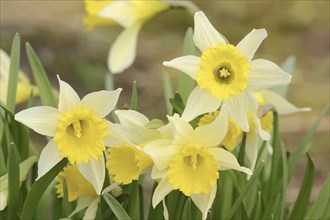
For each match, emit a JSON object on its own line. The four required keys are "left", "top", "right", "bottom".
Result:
{"left": 1, "top": 0, "right": 329, "bottom": 205}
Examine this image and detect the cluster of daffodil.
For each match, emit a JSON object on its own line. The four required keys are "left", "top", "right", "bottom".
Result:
{"left": 7, "top": 3, "right": 314, "bottom": 218}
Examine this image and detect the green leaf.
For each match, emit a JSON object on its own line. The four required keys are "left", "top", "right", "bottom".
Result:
{"left": 271, "top": 56, "right": 296, "bottom": 97}
{"left": 269, "top": 111, "right": 280, "bottom": 191}
{"left": 6, "top": 33, "right": 21, "bottom": 112}
{"left": 305, "top": 176, "right": 330, "bottom": 220}
{"left": 225, "top": 162, "right": 264, "bottom": 220}
{"left": 102, "top": 192, "right": 131, "bottom": 220}
{"left": 21, "top": 158, "right": 67, "bottom": 219}
{"left": 288, "top": 154, "right": 315, "bottom": 220}
{"left": 124, "top": 181, "right": 143, "bottom": 220}
{"left": 249, "top": 191, "right": 262, "bottom": 220}
{"left": 129, "top": 81, "right": 138, "bottom": 111}
{"left": 279, "top": 142, "right": 289, "bottom": 219}
{"left": 61, "top": 180, "right": 69, "bottom": 218}
{"left": 181, "top": 198, "right": 192, "bottom": 220}
{"left": 237, "top": 133, "right": 247, "bottom": 166}
{"left": 26, "top": 43, "right": 56, "bottom": 107}
{"left": 7, "top": 143, "right": 20, "bottom": 220}
{"left": 169, "top": 93, "right": 185, "bottom": 115}
{"left": 178, "top": 28, "right": 196, "bottom": 104}
{"left": 214, "top": 172, "right": 233, "bottom": 219}
{"left": 288, "top": 103, "right": 329, "bottom": 178}
{"left": 105, "top": 72, "right": 115, "bottom": 91}
{"left": 162, "top": 71, "right": 174, "bottom": 115}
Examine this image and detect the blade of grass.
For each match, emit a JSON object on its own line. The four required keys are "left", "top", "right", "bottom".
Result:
{"left": 304, "top": 176, "right": 330, "bottom": 220}
{"left": 288, "top": 154, "right": 315, "bottom": 220}
{"left": 7, "top": 143, "right": 20, "bottom": 220}
{"left": 102, "top": 192, "right": 131, "bottom": 220}
{"left": 162, "top": 71, "right": 174, "bottom": 115}
{"left": 181, "top": 198, "right": 192, "bottom": 220}
{"left": 6, "top": 33, "right": 20, "bottom": 112}
{"left": 225, "top": 162, "right": 264, "bottom": 219}
{"left": 26, "top": 43, "right": 56, "bottom": 107}
{"left": 288, "top": 103, "right": 329, "bottom": 178}
{"left": 130, "top": 81, "right": 138, "bottom": 111}
{"left": 237, "top": 133, "right": 247, "bottom": 166}
{"left": 21, "top": 158, "right": 67, "bottom": 219}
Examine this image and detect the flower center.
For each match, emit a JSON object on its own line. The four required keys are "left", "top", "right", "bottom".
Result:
{"left": 55, "top": 166, "right": 97, "bottom": 202}
{"left": 167, "top": 146, "right": 219, "bottom": 196}
{"left": 54, "top": 108, "right": 108, "bottom": 164}
{"left": 106, "top": 145, "right": 153, "bottom": 184}
{"left": 196, "top": 43, "right": 250, "bottom": 100}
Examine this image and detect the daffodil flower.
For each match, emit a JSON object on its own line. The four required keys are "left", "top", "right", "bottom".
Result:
{"left": 15, "top": 76, "right": 122, "bottom": 194}
{"left": 144, "top": 108, "right": 252, "bottom": 219}
{"left": 0, "top": 49, "right": 38, "bottom": 104}
{"left": 56, "top": 165, "right": 120, "bottom": 220}
{"left": 0, "top": 156, "right": 37, "bottom": 211}
{"left": 163, "top": 11, "right": 292, "bottom": 132}
{"left": 106, "top": 110, "right": 168, "bottom": 184}
{"left": 84, "top": 0, "right": 198, "bottom": 74}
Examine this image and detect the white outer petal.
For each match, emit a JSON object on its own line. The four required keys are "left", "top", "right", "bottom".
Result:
{"left": 181, "top": 86, "right": 221, "bottom": 122}
{"left": 144, "top": 139, "right": 179, "bottom": 171}
{"left": 115, "top": 109, "right": 150, "bottom": 127}
{"left": 15, "top": 106, "right": 60, "bottom": 136}
{"left": 69, "top": 196, "right": 95, "bottom": 218}
{"left": 224, "top": 92, "right": 250, "bottom": 132}
{"left": 81, "top": 88, "right": 122, "bottom": 118}
{"left": 210, "top": 148, "right": 252, "bottom": 175}
{"left": 247, "top": 59, "right": 292, "bottom": 92}
{"left": 167, "top": 115, "right": 194, "bottom": 144}
{"left": 191, "top": 185, "right": 217, "bottom": 220}
{"left": 77, "top": 157, "right": 105, "bottom": 195}
{"left": 245, "top": 131, "right": 259, "bottom": 172}
{"left": 57, "top": 76, "right": 80, "bottom": 113}
{"left": 151, "top": 165, "right": 167, "bottom": 180}
{"left": 37, "top": 139, "right": 62, "bottom": 180}
{"left": 262, "top": 90, "right": 311, "bottom": 115}
{"left": 152, "top": 177, "right": 172, "bottom": 208}
{"left": 236, "top": 29, "right": 267, "bottom": 61}
{"left": 163, "top": 55, "right": 200, "bottom": 80}
{"left": 162, "top": 199, "right": 169, "bottom": 220}
{"left": 193, "top": 11, "right": 226, "bottom": 52}
{"left": 83, "top": 197, "right": 100, "bottom": 220}
{"left": 104, "top": 122, "right": 133, "bottom": 147}
{"left": 108, "top": 22, "right": 142, "bottom": 74}
{"left": 195, "top": 107, "right": 229, "bottom": 147}
{"left": 255, "top": 117, "right": 271, "bottom": 141}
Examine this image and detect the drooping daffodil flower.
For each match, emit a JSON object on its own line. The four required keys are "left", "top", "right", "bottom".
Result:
{"left": 106, "top": 109, "right": 169, "bottom": 184}
{"left": 0, "top": 156, "right": 37, "bottom": 211}
{"left": 15, "top": 76, "right": 122, "bottom": 195}
{"left": 144, "top": 107, "right": 252, "bottom": 219}
{"left": 84, "top": 0, "right": 198, "bottom": 74}
{"left": 163, "top": 11, "right": 292, "bottom": 132}
{"left": 56, "top": 165, "right": 121, "bottom": 220}
{"left": 0, "top": 49, "right": 38, "bottom": 104}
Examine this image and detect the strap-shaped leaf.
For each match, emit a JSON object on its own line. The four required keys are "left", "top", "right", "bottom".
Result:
{"left": 102, "top": 192, "right": 131, "bottom": 220}
{"left": 288, "top": 154, "right": 315, "bottom": 220}
{"left": 7, "top": 143, "right": 20, "bottom": 220}
{"left": 26, "top": 43, "right": 56, "bottom": 107}
{"left": 21, "top": 158, "right": 67, "bottom": 219}
{"left": 130, "top": 81, "right": 138, "bottom": 111}
{"left": 6, "top": 33, "right": 20, "bottom": 112}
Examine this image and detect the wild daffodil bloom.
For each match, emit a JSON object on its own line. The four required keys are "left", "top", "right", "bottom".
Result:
{"left": 84, "top": 0, "right": 198, "bottom": 74}
{"left": 163, "top": 11, "right": 292, "bottom": 131}
{"left": 106, "top": 110, "right": 167, "bottom": 184}
{"left": 0, "top": 156, "right": 37, "bottom": 211}
{"left": 15, "top": 76, "right": 122, "bottom": 194}
{"left": 56, "top": 165, "right": 120, "bottom": 219}
{"left": 0, "top": 49, "right": 38, "bottom": 104}
{"left": 144, "top": 108, "right": 251, "bottom": 219}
